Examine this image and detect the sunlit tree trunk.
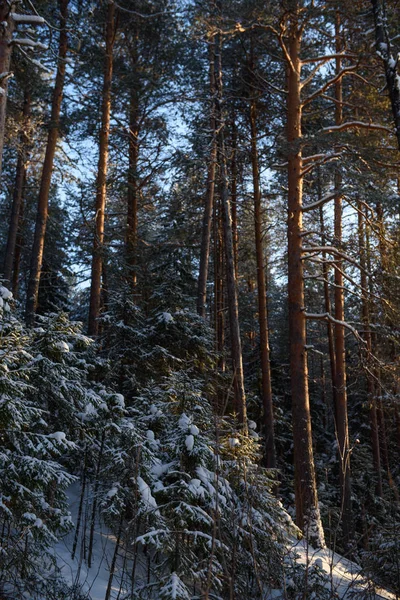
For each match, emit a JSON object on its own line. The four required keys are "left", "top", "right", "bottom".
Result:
{"left": 25, "top": 0, "right": 68, "bottom": 325}
{"left": 286, "top": 7, "right": 324, "bottom": 545}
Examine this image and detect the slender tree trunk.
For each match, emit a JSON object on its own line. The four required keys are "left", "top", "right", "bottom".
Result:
{"left": 249, "top": 83, "right": 276, "bottom": 468}
{"left": 358, "top": 203, "right": 382, "bottom": 497}
{"left": 88, "top": 0, "right": 116, "bottom": 336}
{"left": 0, "top": 1, "right": 15, "bottom": 179}
{"left": 3, "top": 90, "right": 31, "bottom": 284}
{"left": 317, "top": 169, "right": 336, "bottom": 409}
{"left": 197, "top": 39, "right": 217, "bottom": 318}
{"left": 126, "top": 87, "right": 139, "bottom": 293}
{"left": 333, "top": 13, "right": 352, "bottom": 545}
{"left": 215, "top": 35, "right": 247, "bottom": 428}
{"left": 12, "top": 185, "right": 25, "bottom": 299}
{"left": 230, "top": 115, "right": 238, "bottom": 280}
{"left": 286, "top": 9, "right": 324, "bottom": 546}
{"left": 25, "top": 0, "right": 69, "bottom": 326}
{"left": 215, "top": 194, "right": 225, "bottom": 374}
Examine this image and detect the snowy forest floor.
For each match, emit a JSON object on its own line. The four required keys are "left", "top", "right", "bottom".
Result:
{"left": 49, "top": 484, "right": 398, "bottom": 600}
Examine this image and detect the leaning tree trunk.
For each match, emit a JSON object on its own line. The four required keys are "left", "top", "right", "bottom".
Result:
{"left": 249, "top": 85, "right": 276, "bottom": 468}
{"left": 333, "top": 13, "right": 353, "bottom": 547}
{"left": 286, "top": 8, "right": 324, "bottom": 546}
{"left": 215, "top": 34, "right": 247, "bottom": 428}
{"left": 88, "top": 0, "right": 116, "bottom": 336}
{"left": 3, "top": 90, "right": 31, "bottom": 284}
{"left": 197, "top": 38, "right": 217, "bottom": 318}
{"left": 0, "top": 1, "right": 15, "bottom": 179}
{"left": 25, "top": 0, "right": 68, "bottom": 326}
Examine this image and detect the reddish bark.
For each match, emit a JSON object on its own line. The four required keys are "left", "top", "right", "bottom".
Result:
{"left": 286, "top": 10, "right": 323, "bottom": 544}
{"left": 88, "top": 1, "right": 116, "bottom": 335}
{"left": 25, "top": 0, "right": 69, "bottom": 325}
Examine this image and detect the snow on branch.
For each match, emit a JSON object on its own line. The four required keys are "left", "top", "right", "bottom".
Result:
{"left": 321, "top": 121, "right": 393, "bottom": 135}
{"left": 302, "top": 245, "right": 369, "bottom": 274}
{"left": 301, "top": 52, "right": 357, "bottom": 64}
{"left": 301, "top": 152, "right": 341, "bottom": 176}
{"left": 302, "top": 192, "right": 337, "bottom": 212}
{"left": 11, "top": 13, "right": 45, "bottom": 24}
{"left": 302, "top": 66, "right": 358, "bottom": 106}
{"left": 11, "top": 38, "right": 48, "bottom": 51}
{"left": 305, "top": 312, "right": 364, "bottom": 343}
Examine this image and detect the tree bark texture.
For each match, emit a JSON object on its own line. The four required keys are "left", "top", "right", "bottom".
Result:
{"left": 333, "top": 14, "right": 353, "bottom": 545}
{"left": 126, "top": 87, "right": 139, "bottom": 292}
{"left": 3, "top": 90, "right": 31, "bottom": 284}
{"left": 286, "top": 11, "right": 324, "bottom": 546}
{"left": 357, "top": 203, "right": 383, "bottom": 497}
{"left": 197, "top": 39, "right": 217, "bottom": 318}
{"left": 25, "top": 0, "right": 68, "bottom": 326}
{"left": 250, "top": 90, "right": 276, "bottom": 468}
{"left": 0, "top": 1, "right": 15, "bottom": 180}
{"left": 215, "top": 35, "right": 247, "bottom": 428}
{"left": 371, "top": 0, "right": 400, "bottom": 150}
{"left": 88, "top": 0, "right": 116, "bottom": 336}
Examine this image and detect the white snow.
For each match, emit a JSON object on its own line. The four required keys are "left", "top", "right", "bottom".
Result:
{"left": 11, "top": 13, "right": 45, "bottom": 24}
{"left": 137, "top": 476, "right": 159, "bottom": 514}
{"left": 49, "top": 431, "right": 67, "bottom": 443}
{"left": 0, "top": 286, "right": 12, "bottom": 300}
{"left": 178, "top": 412, "right": 190, "bottom": 429}
{"left": 189, "top": 424, "right": 199, "bottom": 435}
{"left": 49, "top": 485, "right": 396, "bottom": 600}
{"left": 113, "top": 393, "right": 125, "bottom": 407}
{"left": 161, "top": 311, "right": 173, "bottom": 323}
{"left": 185, "top": 434, "right": 194, "bottom": 452}
{"left": 265, "top": 539, "right": 397, "bottom": 599}
{"left": 54, "top": 340, "right": 70, "bottom": 353}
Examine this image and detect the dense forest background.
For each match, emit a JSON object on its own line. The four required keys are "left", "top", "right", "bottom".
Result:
{"left": 1, "top": 0, "right": 400, "bottom": 598}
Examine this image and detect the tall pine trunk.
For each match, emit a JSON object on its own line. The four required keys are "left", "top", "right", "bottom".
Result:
{"left": 215, "top": 35, "right": 247, "bottom": 427}
{"left": 333, "top": 13, "right": 352, "bottom": 545}
{"left": 3, "top": 90, "right": 31, "bottom": 284}
{"left": 249, "top": 76, "right": 276, "bottom": 468}
{"left": 25, "top": 0, "right": 68, "bottom": 325}
{"left": 88, "top": 0, "right": 116, "bottom": 335}
{"left": 286, "top": 8, "right": 324, "bottom": 546}
{"left": 197, "top": 38, "right": 217, "bottom": 318}
{"left": 357, "top": 202, "right": 382, "bottom": 497}
{"left": 126, "top": 87, "right": 139, "bottom": 293}
{"left": 230, "top": 115, "right": 238, "bottom": 280}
